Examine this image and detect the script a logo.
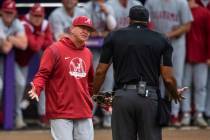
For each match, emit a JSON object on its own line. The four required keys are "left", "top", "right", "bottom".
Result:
{"left": 69, "top": 57, "right": 86, "bottom": 79}
{"left": 35, "top": 7, "right": 42, "bottom": 12}
{"left": 8, "top": 3, "right": 14, "bottom": 8}
{"left": 84, "top": 18, "right": 91, "bottom": 25}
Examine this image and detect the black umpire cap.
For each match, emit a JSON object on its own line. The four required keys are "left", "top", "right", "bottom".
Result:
{"left": 129, "top": 5, "right": 149, "bottom": 22}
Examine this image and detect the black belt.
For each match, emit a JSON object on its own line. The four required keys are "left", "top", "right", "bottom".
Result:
{"left": 123, "top": 84, "right": 158, "bottom": 100}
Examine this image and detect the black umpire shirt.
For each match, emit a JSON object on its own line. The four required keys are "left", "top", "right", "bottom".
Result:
{"left": 99, "top": 23, "right": 173, "bottom": 89}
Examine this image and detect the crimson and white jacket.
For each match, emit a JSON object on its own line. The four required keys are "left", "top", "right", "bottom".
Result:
{"left": 33, "top": 37, "right": 94, "bottom": 119}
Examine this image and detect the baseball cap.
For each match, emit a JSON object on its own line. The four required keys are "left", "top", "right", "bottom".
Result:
{"left": 30, "top": 3, "right": 45, "bottom": 17}
{"left": 72, "top": 16, "right": 95, "bottom": 32}
{"left": 1, "top": 0, "right": 17, "bottom": 13}
{"left": 129, "top": 5, "right": 149, "bottom": 22}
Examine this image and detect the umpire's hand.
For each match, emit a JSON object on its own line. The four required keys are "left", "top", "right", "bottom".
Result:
{"left": 28, "top": 82, "right": 39, "bottom": 102}
{"left": 170, "top": 87, "right": 188, "bottom": 103}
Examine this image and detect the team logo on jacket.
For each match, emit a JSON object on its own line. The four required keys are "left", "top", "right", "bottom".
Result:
{"left": 69, "top": 57, "right": 86, "bottom": 78}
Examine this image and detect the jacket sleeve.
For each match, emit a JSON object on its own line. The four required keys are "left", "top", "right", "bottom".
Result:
{"left": 88, "top": 55, "right": 94, "bottom": 96}
{"left": 42, "top": 24, "right": 54, "bottom": 50}
{"left": 207, "top": 12, "right": 210, "bottom": 59}
{"left": 32, "top": 47, "right": 55, "bottom": 96}
{"left": 25, "top": 25, "right": 45, "bottom": 52}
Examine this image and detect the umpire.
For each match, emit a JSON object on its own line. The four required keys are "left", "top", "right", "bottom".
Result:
{"left": 93, "top": 5, "right": 184, "bottom": 140}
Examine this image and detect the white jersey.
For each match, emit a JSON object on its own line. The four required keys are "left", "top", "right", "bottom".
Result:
{"left": 0, "top": 17, "right": 25, "bottom": 53}
{"left": 145, "top": 0, "right": 193, "bottom": 45}
{"left": 84, "top": 1, "right": 115, "bottom": 32}
{"left": 48, "top": 6, "right": 87, "bottom": 40}
{"left": 107, "top": 0, "right": 142, "bottom": 29}
{"left": 0, "top": 17, "right": 25, "bottom": 87}
{"left": 0, "top": 18, "right": 25, "bottom": 38}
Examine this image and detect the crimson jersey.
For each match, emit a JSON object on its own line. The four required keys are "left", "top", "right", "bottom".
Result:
{"left": 186, "top": 6, "right": 210, "bottom": 63}
{"left": 15, "top": 15, "right": 53, "bottom": 66}
{"left": 33, "top": 37, "right": 94, "bottom": 119}
{"left": 195, "top": 0, "right": 210, "bottom": 60}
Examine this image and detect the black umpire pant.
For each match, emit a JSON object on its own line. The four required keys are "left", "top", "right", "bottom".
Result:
{"left": 112, "top": 89, "right": 162, "bottom": 140}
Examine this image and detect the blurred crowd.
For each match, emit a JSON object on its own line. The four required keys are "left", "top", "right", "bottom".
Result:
{"left": 0, "top": 0, "right": 210, "bottom": 130}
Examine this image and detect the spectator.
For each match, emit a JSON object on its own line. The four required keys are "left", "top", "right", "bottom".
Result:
{"left": 0, "top": 0, "right": 27, "bottom": 129}
{"left": 15, "top": 3, "right": 53, "bottom": 128}
{"left": 180, "top": 0, "right": 210, "bottom": 128}
{"left": 107, "top": 0, "right": 142, "bottom": 29}
{"left": 196, "top": 0, "right": 210, "bottom": 126}
{"left": 145, "top": 0, "right": 193, "bottom": 127}
{"left": 84, "top": 0, "right": 116, "bottom": 128}
{"left": 49, "top": 0, "right": 87, "bottom": 41}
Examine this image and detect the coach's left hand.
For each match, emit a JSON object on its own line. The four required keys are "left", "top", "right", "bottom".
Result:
{"left": 28, "top": 82, "right": 39, "bottom": 102}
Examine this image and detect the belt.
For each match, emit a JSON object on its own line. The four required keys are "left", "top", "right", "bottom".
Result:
{"left": 123, "top": 84, "right": 158, "bottom": 100}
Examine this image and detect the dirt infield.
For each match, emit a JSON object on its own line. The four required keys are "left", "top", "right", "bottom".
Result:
{"left": 0, "top": 127, "right": 210, "bottom": 140}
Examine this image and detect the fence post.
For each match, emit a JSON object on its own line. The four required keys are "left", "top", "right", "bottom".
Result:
{"left": 3, "top": 50, "right": 15, "bottom": 130}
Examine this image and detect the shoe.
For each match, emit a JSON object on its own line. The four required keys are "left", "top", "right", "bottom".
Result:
{"left": 15, "top": 116, "right": 27, "bottom": 129}
{"left": 170, "top": 115, "right": 181, "bottom": 128}
{"left": 181, "top": 113, "right": 191, "bottom": 126}
{"left": 103, "top": 115, "right": 111, "bottom": 128}
{"left": 38, "top": 115, "right": 50, "bottom": 129}
{"left": 193, "top": 113, "right": 208, "bottom": 128}
{"left": 93, "top": 116, "right": 101, "bottom": 128}
{"left": 20, "top": 99, "right": 30, "bottom": 110}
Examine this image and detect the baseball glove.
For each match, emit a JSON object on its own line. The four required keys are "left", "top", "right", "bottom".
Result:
{"left": 92, "top": 91, "right": 115, "bottom": 106}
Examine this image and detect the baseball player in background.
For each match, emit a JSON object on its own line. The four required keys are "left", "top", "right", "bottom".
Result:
{"left": 107, "top": 0, "right": 142, "bottom": 29}
{"left": 28, "top": 16, "right": 95, "bottom": 140}
{"left": 145, "top": 0, "right": 193, "bottom": 127}
{"left": 48, "top": 0, "right": 88, "bottom": 41}
{"left": 15, "top": 3, "right": 53, "bottom": 128}
{"left": 0, "top": 0, "right": 28, "bottom": 129}
{"left": 196, "top": 0, "right": 210, "bottom": 126}
{"left": 84, "top": 0, "right": 116, "bottom": 128}
{"left": 180, "top": 0, "right": 210, "bottom": 128}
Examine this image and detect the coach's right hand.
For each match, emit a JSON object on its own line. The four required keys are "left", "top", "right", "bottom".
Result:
{"left": 28, "top": 82, "right": 39, "bottom": 102}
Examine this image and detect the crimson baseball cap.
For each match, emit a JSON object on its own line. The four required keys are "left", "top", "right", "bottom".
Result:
{"left": 72, "top": 16, "right": 95, "bottom": 32}
{"left": 129, "top": 5, "right": 149, "bottom": 22}
{"left": 30, "top": 3, "right": 45, "bottom": 17}
{"left": 1, "top": 0, "right": 17, "bottom": 13}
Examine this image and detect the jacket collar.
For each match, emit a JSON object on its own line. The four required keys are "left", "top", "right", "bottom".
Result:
{"left": 60, "top": 37, "right": 85, "bottom": 50}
